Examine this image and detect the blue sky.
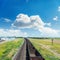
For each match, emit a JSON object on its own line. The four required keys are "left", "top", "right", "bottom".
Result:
{"left": 0, "top": 0, "right": 60, "bottom": 37}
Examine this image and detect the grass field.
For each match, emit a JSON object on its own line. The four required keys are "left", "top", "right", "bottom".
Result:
{"left": 0, "top": 38, "right": 23, "bottom": 60}
{"left": 30, "top": 38, "right": 60, "bottom": 60}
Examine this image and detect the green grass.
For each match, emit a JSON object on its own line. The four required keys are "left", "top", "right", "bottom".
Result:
{"left": 30, "top": 38, "right": 60, "bottom": 60}
{"left": 0, "top": 38, "right": 24, "bottom": 60}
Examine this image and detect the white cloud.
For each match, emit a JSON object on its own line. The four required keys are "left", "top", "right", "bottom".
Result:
{"left": 30, "top": 15, "right": 45, "bottom": 26}
{"left": 33, "top": 22, "right": 59, "bottom": 37}
{"left": 4, "top": 18, "right": 11, "bottom": 22}
{"left": 12, "top": 13, "right": 60, "bottom": 37}
{"left": 58, "top": 6, "right": 60, "bottom": 12}
{"left": 38, "top": 26, "right": 59, "bottom": 37}
{"left": 45, "top": 23, "right": 51, "bottom": 26}
{"left": 53, "top": 16, "right": 58, "bottom": 21}
{"left": 0, "top": 29, "right": 27, "bottom": 37}
{"left": 12, "top": 14, "right": 51, "bottom": 28}
{"left": 12, "top": 14, "right": 33, "bottom": 28}
{"left": 16, "top": 14, "right": 31, "bottom": 23}
{"left": 0, "top": 18, "right": 11, "bottom": 22}
{"left": 12, "top": 14, "right": 48, "bottom": 28}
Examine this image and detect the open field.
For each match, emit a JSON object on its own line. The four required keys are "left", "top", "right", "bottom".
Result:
{"left": 0, "top": 38, "right": 23, "bottom": 60}
{"left": 30, "top": 38, "right": 60, "bottom": 60}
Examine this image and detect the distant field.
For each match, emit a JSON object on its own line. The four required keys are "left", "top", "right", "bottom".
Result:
{"left": 30, "top": 38, "right": 60, "bottom": 60}
{"left": 0, "top": 38, "right": 23, "bottom": 60}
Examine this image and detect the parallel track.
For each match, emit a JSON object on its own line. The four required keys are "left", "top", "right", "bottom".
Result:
{"left": 12, "top": 38, "right": 45, "bottom": 60}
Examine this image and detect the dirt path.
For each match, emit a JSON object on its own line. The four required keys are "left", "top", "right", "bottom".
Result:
{"left": 12, "top": 41, "right": 26, "bottom": 60}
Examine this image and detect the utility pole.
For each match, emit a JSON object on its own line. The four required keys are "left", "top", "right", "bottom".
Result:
{"left": 52, "top": 38, "right": 54, "bottom": 45}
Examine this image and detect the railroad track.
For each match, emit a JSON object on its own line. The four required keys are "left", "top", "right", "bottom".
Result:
{"left": 12, "top": 38, "right": 45, "bottom": 60}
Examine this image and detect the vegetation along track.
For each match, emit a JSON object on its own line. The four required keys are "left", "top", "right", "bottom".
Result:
{"left": 12, "top": 38, "right": 45, "bottom": 60}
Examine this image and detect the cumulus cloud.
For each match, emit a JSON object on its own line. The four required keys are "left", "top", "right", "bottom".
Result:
{"left": 0, "top": 29, "right": 27, "bottom": 37}
{"left": 12, "top": 13, "right": 59, "bottom": 37}
{"left": 33, "top": 22, "right": 59, "bottom": 37}
{"left": 12, "top": 14, "right": 33, "bottom": 28}
{"left": 53, "top": 16, "right": 58, "bottom": 21}
{"left": 16, "top": 14, "right": 31, "bottom": 23}
{"left": 39, "top": 27, "right": 59, "bottom": 37}
{"left": 12, "top": 14, "right": 48, "bottom": 28}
